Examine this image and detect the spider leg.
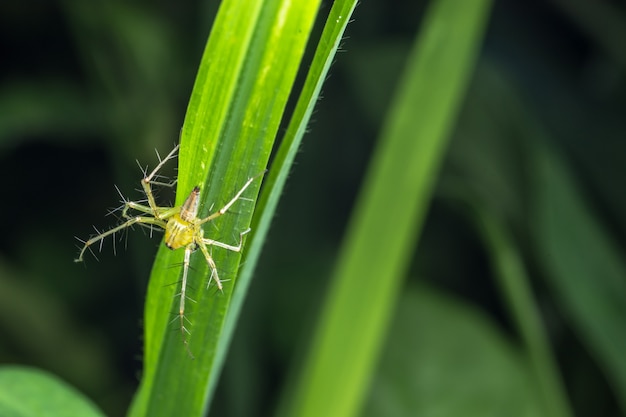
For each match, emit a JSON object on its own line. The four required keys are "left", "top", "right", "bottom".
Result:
{"left": 202, "top": 228, "right": 250, "bottom": 252}
{"left": 178, "top": 244, "right": 196, "bottom": 359}
{"left": 124, "top": 201, "right": 180, "bottom": 219}
{"left": 197, "top": 240, "right": 223, "bottom": 292}
{"left": 196, "top": 228, "right": 250, "bottom": 291}
{"left": 74, "top": 217, "right": 167, "bottom": 262}
{"left": 198, "top": 171, "right": 265, "bottom": 226}
{"left": 140, "top": 144, "right": 180, "bottom": 217}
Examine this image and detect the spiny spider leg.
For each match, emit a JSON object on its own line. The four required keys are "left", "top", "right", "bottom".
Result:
{"left": 202, "top": 228, "right": 251, "bottom": 253}
{"left": 198, "top": 229, "right": 250, "bottom": 289}
{"left": 178, "top": 245, "right": 196, "bottom": 359}
{"left": 140, "top": 144, "right": 179, "bottom": 217}
{"left": 75, "top": 217, "right": 167, "bottom": 262}
{"left": 75, "top": 146, "right": 179, "bottom": 263}
{"left": 175, "top": 229, "right": 249, "bottom": 357}
{"left": 123, "top": 201, "right": 180, "bottom": 219}
{"left": 198, "top": 171, "right": 266, "bottom": 225}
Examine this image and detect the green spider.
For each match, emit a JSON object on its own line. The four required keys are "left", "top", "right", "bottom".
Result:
{"left": 75, "top": 145, "right": 261, "bottom": 355}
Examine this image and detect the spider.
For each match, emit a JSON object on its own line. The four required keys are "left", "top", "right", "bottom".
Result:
{"left": 75, "top": 144, "right": 262, "bottom": 355}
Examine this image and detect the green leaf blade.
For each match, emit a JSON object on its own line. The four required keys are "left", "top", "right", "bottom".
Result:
{"left": 530, "top": 141, "right": 626, "bottom": 413}
{"left": 365, "top": 286, "right": 546, "bottom": 417}
{"left": 0, "top": 366, "right": 105, "bottom": 417}
{"left": 215, "top": 0, "right": 360, "bottom": 412}
{"left": 128, "top": 0, "right": 321, "bottom": 416}
{"left": 280, "top": 0, "right": 493, "bottom": 416}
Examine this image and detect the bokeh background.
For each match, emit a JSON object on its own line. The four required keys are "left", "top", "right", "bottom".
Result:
{"left": 1, "top": 1, "right": 624, "bottom": 416}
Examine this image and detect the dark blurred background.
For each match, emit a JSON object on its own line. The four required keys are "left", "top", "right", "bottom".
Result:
{"left": 0, "top": 1, "right": 624, "bottom": 416}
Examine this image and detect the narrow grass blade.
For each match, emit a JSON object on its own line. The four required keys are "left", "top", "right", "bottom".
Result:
{"left": 213, "top": 0, "right": 359, "bottom": 405}
{"left": 474, "top": 209, "right": 573, "bottom": 417}
{"left": 530, "top": 140, "right": 626, "bottom": 413}
{"left": 364, "top": 286, "right": 546, "bottom": 416}
{"left": 279, "top": 1, "right": 493, "bottom": 416}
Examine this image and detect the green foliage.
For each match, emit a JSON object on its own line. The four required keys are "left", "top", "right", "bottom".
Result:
{"left": 0, "top": 366, "right": 104, "bottom": 417}
{"left": 475, "top": 207, "right": 572, "bottom": 417}
{"left": 0, "top": 0, "right": 625, "bottom": 416}
{"left": 530, "top": 139, "right": 626, "bottom": 411}
{"left": 278, "top": 1, "right": 492, "bottom": 416}
{"left": 129, "top": 0, "right": 321, "bottom": 416}
{"left": 364, "top": 285, "right": 544, "bottom": 417}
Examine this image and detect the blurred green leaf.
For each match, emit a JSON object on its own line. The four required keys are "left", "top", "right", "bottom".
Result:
{"left": 551, "top": 0, "right": 626, "bottom": 70}
{"left": 0, "top": 82, "right": 97, "bottom": 147}
{"left": 61, "top": 0, "right": 181, "bottom": 154}
{"left": 439, "top": 63, "right": 573, "bottom": 417}
{"left": 474, "top": 210, "right": 572, "bottom": 417}
{"left": 0, "top": 366, "right": 104, "bottom": 417}
{"left": 279, "top": 0, "right": 493, "bottom": 416}
{"left": 1, "top": 0, "right": 623, "bottom": 415}
{"left": 530, "top": 140, "right": 626, "bottom": 413}
{"left": 0, "top": 259, "right": 118, "bottom": 401}
{"left": 364, "top": 285, "right": 544, "bottom": 417}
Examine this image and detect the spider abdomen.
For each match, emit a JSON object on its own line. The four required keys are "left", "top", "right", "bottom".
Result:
{"left": 165, "top": 187, "right": 201, "bottom": 250}
{"left": 165, "top": 215, "right": 195, "bottom": 250}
